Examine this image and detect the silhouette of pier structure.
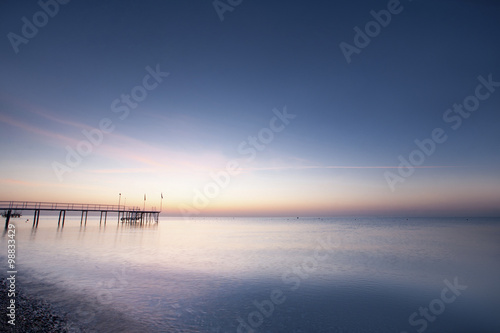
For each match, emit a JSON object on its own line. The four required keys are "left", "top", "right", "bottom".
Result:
{"left": 1, "top": 201, "right": 160, "bottom": 229}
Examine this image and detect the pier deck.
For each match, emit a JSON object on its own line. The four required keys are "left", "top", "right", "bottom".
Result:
{"left": 1, "top": 201, "right": 160, "bottom": 229}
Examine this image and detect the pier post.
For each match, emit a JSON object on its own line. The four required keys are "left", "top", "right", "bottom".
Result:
{"left": 33, "top": 210, "right": 39, "bottom": 228}
{"left": 58, "top": 210, "right": 63, "bottom": 227}
{"left": 4, "top": 209, "right": 11, "bottom": 230}
{"left": 57, "top": 210, "right": 66, "bottom": 227}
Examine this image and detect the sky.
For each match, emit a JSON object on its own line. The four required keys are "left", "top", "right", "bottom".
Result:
{"left": 0, "top": 0, "right": 499, "bottom": 217}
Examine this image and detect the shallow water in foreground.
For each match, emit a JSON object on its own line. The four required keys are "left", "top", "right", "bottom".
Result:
{"left": 1, "top": 216, "right": 500, "bottom": 332}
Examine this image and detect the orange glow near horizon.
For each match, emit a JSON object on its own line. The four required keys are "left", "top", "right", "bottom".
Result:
{"left": 1, "top": 162, "right": 500, "bottom": 217}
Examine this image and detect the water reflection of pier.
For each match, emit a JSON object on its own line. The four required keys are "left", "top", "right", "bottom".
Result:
{"left": 1, "top": 201, "right": 160, "bottom": 229}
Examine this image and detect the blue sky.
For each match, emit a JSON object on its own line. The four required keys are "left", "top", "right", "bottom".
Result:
{"left": 1, "top": 0, "right": 499, "bottom": 216}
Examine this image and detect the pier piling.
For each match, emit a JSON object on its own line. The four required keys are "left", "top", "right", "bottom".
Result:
{"left": 32, "top": 210, "right": 40, "bottom": 228}
{"left": 57, "top": 210, "right": 66, "bottom": 228}
{"left": 4, "top": 209, "right": 11, "bottom": 230}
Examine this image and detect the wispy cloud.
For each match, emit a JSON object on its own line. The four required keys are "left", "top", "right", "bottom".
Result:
{"left": 0, "top": 178, "right": 105, "bottom": 190}
{"left": 240, "top": 165, "right": 466, "bottom": 171}
{"left": 0, "top": 113, "right": 77, "bottom": 144}
{"left": 0, "top": 94, "right": 204, "bottom": 172}
{"left": 87, "top": 168, "right": 158, "bottom": 174}
{"left": 0, "top": 92, "right": 92, "bottom": 129}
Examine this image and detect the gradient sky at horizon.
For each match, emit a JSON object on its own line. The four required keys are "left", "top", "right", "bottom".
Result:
{"left": 1, "top": 0, "right": 499, "bottom": 216}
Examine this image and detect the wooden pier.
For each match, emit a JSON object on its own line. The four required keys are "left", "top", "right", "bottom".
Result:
{"left": 1, "top": 201, "right": 160, "bottom": 229}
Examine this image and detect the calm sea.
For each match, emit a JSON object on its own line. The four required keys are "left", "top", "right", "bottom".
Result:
{"left": 1, "top": 215, "right": 499, "bottom": 332}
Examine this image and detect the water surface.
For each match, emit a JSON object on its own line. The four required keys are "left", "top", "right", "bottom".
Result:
{"left": 1, "top": 215, "right": 499, "bottom": 332}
